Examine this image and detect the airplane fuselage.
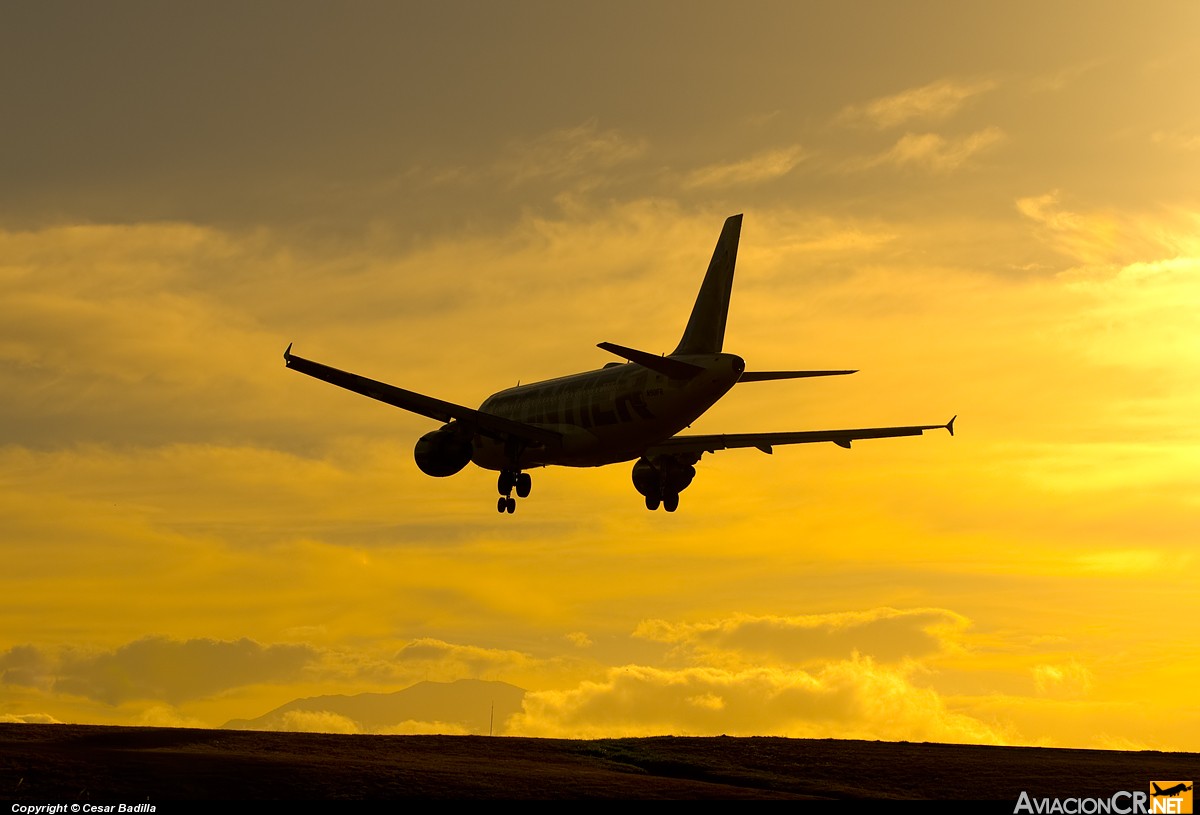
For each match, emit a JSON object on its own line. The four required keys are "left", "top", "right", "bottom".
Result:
{"left": 472, "top": 353, "right": 745, "bottom": 469}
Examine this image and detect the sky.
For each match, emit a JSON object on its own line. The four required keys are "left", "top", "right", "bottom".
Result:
{"left": 2, "top": 1, "right": 1198, "bottom": 749}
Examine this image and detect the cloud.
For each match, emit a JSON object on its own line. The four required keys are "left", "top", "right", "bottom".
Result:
{"left": 842, "top": 79, "right": 997, "bottom": 129}
{"left": 394, "top": 638, "right": 537, "bottom": 679}
{"left": 1016, "top": 191, "right": 1117, "bottom": 266}
{"left": 1, "top": 638, "right": 320, "bottom": 705}
{"left": 566, "top": 631, "right": 592, "bottom": 648}
{"left": 278, "top": 710, "right": 361, "bottom": 734}
{"left": 508, "top": 657, "right": 1006, "bottom": 743}
{"left": 2, "top": 202, "right": 1196, "bottom": 751}
{"left": 948, "top": 689, "right": 1200, "bottom": 752}
{"left": 0, "top": 204, "right": 722, "bottom": 449}
{"left": 378, "top": 719, "right": 471, "bottom": 735}
{"left": 497, "top": 120, "right": 647, "bottom": 185}
{"left": 0, "top": 645, "right": 52, "bottom": 688}
{"left": 135, "top": 705, "right": 208, "bottom": 729}
{"left": 1033, "top": 661, "right": 1093, "bottom": 698}
{"left": 1017, "top": 192, "right": 1200, "bottom": 269}
{"left": 1030, "top": 61, "right": 1103, "bottom": 93}
{"left": 1151, "top": 129, "right": 1200, "bottom": 152}
{"left": 635, "top": 609, "right": 970, "bottom": 667}
{"left": 1076, "top": 549, "right": 1167, "bottom": 576}
{"left": 682, "top": 145, "right": 806, "bottom": 189}
{"left": 0, "top": 223, "right": 311, "bottom": 447}
{"left": 505, "top": 609, "right": 1003, "bottom": 742}
{"left": 867, "top": 127, "right": 1005, "bottom": 172}
{"left": 0, "top": 713, "right": 63, "bottom": 724}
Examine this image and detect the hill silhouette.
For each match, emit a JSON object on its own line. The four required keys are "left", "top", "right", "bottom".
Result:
{"left": 222, "top": 678, "right": 524, "bottom": 734}
{"left": 2, "top": 723, "right": 1195, "bottom": 800}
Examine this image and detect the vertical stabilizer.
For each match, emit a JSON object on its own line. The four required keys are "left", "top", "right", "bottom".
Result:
{"left": 671, "top": 214, "right": 742, "bottom": 355}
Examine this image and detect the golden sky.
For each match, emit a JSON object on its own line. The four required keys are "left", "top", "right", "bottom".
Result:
{"left": 2, "top": 1, "right": 1198, "bottom": 749}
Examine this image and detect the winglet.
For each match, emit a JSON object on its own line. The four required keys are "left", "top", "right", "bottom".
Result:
{"left": 946, "top": 415, "right": 956, "bottom": 436}
{"left": 284, "top": 342, "right": 294, "bottom": 363}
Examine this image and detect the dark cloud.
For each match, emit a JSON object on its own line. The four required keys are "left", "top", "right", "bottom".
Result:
{"left": 7, "top": 3, "right": 1181, "bottom": 233}
{"left": 0, "top": 644, "right": 52, "bottom": 688}
{"left": 1, "top": 637, "right": 319, "bottom": 705}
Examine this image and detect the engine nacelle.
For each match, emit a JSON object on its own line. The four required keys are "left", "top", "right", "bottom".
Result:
{"left": 631, "top": 455, "right": 696, "bottom": 498}
{"left": 414, "top": 424, "right": 474, "bottom": 477}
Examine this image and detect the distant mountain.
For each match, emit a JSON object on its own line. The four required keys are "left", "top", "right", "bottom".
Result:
{"left": 222, "top": 679, "right": 526, "bottom": 735}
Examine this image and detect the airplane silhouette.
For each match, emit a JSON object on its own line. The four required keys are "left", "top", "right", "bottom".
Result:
{"left": 1153, "top": 783, "right": 1193, "bottom": 797}
{"left": 285, "top": 214, "right": 954, "bottom": 513}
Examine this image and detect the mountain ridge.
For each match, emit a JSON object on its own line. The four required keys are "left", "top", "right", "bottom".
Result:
{"left": 222, "top": 678, "right": 526, "bottom": 735}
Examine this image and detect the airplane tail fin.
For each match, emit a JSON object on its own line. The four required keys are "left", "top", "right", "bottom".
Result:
{"left": 671, "top": 214, "right": 742, "bottom": 356}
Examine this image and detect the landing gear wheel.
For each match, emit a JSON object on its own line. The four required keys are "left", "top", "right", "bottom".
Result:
{"left": 497, "top": 471, "right": 524, "bottom": 513}
{"left": 663, "top": 492, "right": 679, "bottom": 513}
{"left": 645, "top": 493, "right": 661, "bottom": 511}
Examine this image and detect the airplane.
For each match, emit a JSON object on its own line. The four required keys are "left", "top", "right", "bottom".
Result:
{"left": 284, "top": 213, "right": 954, "bottom": 514}
{"left": 1152, "top": 784, "right": 1193, "bottom": 797}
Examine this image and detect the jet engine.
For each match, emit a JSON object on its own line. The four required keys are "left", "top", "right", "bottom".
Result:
{"left": 414, "top": 423, "right": 474, "bottom": 477}
{"left": 631, "top": 455, "right": 696, "bottom": 511}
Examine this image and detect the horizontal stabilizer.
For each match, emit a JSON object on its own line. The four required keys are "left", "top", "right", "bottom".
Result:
{"left": 597, "top": 342, "right": 706, "bottom": 380}
{"left": 740, "top": 370, "right": 857, "bottom": 382}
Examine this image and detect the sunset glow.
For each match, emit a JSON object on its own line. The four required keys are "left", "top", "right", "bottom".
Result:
{"left": 2, "top": 2, "right": 1198, "bottom": 750}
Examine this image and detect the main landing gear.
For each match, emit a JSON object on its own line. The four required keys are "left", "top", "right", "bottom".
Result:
{"left": 496, "top": 469, "right": 531, "bottom": 514}
{"left": 632, "top": 455, "right": 694, "bottom": 513}
{"left": 643, "top": 490, "right": 680, "bottom": 513}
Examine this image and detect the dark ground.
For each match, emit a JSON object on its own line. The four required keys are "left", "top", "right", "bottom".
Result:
{"left": 1, "top": 723, "right": 1195, "bottom": 801}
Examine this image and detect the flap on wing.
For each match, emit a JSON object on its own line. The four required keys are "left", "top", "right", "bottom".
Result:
{"left": 284, "top": 345, "right": 562, "bottom": 447}
{"left": 647, "top": 418, "right": 956, "bottom": 457}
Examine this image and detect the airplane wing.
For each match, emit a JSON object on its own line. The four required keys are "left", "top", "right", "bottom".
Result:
{"left": 283, "top": 345, "right": 562, "bottom": 447}
{"left": 647, "top": 417, "right": 955, "bottom": 457}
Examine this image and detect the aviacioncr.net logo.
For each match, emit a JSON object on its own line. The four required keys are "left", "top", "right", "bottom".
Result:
{"left": 1014, "top": 783, "right": 1193, "bottom": 815}
{"left": 1149, "top": 782, "right": 1193, "bottom": 815}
